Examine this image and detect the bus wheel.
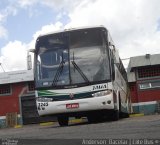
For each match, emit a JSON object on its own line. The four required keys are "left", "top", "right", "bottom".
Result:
{"left": 57, "top": 116, "right": 69, "bottom": 126}
{"left": 111, "top": 110, "right": 119, "bottom": 121}
{"left": 120, "top": 112, "right": 129, "bottom": 118}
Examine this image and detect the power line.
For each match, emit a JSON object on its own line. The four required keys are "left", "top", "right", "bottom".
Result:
{"left": 0, "top": 63, "right": 5, "bottom": 72}
{"left": 121, "top": 58, "right": 130, "bottom": 61}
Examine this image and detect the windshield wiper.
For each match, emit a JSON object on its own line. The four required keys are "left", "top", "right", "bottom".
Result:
{"left": 71, "top": 52, "right": 90, "bottom": 83}
{"left": 52, "top": 53, "right": 65, "bottom": 86}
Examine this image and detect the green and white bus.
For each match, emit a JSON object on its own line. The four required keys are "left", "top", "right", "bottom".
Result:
{"left": 30, "top": 26, "right": 130, "bottom": 126}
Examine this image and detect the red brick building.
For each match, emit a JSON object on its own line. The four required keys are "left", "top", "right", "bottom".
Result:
{"left": 127, "top": 54, "right": 160, "bottom": 114}
{"left": 0, "top": 70, "right": 35, "bottom": 127}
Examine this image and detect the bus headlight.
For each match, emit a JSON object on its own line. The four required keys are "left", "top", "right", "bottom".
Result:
{"left": 37, "top": 97, "right": 53, "bottom": 102}
{"left": 92, "top": 90, "right": 112, "bottom": 97}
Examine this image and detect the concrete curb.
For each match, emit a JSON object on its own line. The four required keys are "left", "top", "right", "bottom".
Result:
{"left": 129, "top": 113, "right": 144, "bottom": 117}
{"left": 40, "top": 122, "right": 55, "bottom": 126}
{"left": 14, "top": 125, "right": 23, "bottom": 128}
{"left": 39, "top": 118, "right": 84, "bottom": 126}
{"left": 69, "top": 119, "right": 83, "bottom": 123}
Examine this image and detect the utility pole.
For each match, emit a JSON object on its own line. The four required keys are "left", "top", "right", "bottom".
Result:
{"left": 0, "top": 63, "right": 5, "bottom": 72}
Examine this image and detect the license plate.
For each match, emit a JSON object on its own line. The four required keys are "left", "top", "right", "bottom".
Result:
{"left": 66, "top": 103, "right": 79, "bottom": 109}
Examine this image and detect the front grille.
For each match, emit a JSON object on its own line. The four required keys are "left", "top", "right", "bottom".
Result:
{"left": 49, "top": 94, "right": 94, "bottom": 101}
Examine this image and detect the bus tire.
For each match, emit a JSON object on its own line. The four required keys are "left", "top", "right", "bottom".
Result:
{"left": 57, "top": 116, "right": 69, "bottom": 126}
{"left": 111, "top": 110, "right": 119, "bottom": 121}
{"left": 121, "top": 112, "right": 129, "bottom": 118}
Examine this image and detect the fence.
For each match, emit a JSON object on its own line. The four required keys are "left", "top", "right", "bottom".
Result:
{"left": 6, "top": 112, "right": 18, "bottom": 127}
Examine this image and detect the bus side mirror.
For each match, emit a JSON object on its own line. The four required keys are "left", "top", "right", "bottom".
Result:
{"left": 27, "top": 49, "right": 35, "bottom": 70}
{"left": 29, "top": 49, "right": 35, "bottom": 53}
{"left": 114, "top": 49, "right": 120, "bottom": 64}
{"left": 109, "top": 42, "right": 120, "bottom": 64}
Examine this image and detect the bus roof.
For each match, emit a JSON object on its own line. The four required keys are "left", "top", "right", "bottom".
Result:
{"left": 38, "top": 25, "right": 107, "bottom": 38}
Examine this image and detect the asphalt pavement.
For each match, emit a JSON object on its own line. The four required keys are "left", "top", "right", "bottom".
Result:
{"left": 0, "top": 114, "right": 160, "bottom": 145}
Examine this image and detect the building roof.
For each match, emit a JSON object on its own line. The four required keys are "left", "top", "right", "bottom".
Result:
{"left": 0, "top": 70, "right": 33, "bottom": 85}
{"left": 127, "top": 53, "right": 160, "bottom": 72}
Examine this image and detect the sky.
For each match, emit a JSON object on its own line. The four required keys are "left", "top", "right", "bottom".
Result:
{"left": 0, "top": 0, "right": 160, "bottom": 72}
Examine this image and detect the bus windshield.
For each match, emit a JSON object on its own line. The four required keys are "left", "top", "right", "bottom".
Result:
{"left": 35, "top": 28, "right": 110, "bottom": 88}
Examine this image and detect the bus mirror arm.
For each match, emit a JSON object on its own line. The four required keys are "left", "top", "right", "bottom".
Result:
{"left": 27, "top": 49, "right": 35, "bottom": 70}
{"left": 29, "top": 49, "right": 35, "bottom": 53}
{"left": 109, "top": 42, "right": 115, "bottom": 51}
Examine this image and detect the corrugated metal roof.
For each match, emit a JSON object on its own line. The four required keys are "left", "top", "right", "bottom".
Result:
{"left": 0, "top": 70, "right": 33, "bottom": 85}
{"left": 127, "top": 53, "right": 160, "bottom": 72}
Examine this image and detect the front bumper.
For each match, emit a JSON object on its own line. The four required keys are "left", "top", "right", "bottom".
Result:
{"left": 37, "top": 94, "right": 114, "bottom": 116}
